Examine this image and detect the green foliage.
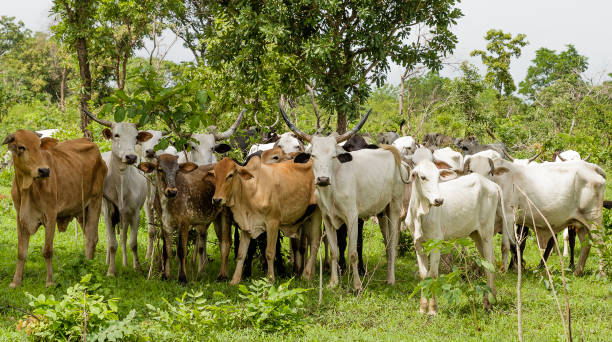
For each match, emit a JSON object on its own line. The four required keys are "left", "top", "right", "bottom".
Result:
{"left": 0, "top": 16, "right": 30, "bottom": 56}
{"left": 239, "top": 278, "right": 309, "bottom": 333}
{"left": 471, "top": 29, "right": 528, "bottom": 96}
{"left": 18, "top": 274, "right": 137, "bottom": 341}
{"left": 398, "top": 230, "right": 414, "bottom": 257}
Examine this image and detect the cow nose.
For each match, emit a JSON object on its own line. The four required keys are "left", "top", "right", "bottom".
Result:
{"left": 145, "top": 149, "right": 156, "bottom": 158}
{"left": 433, "top": 198, "right": 444, "bottom": 206}
{"left": 165, "top": 188, "right": 177, "bottom": 198}
{"left": 212, "top": 198, "right": 223, "bottom": 205}
{"left": 125, "top": 154, "right": 138, "bottom": 164}
{"left": 38, "top": 168, "right": 50, "bottom": 178}
{"left": 316, "top": 176, "right": 330, "bottom": 186}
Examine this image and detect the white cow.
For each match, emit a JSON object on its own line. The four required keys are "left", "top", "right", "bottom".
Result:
{"left": 178, "top": 110, "right": 245, "bottom": 165}
{"left": 282, "top": 107, "right": 406, "bottom": 291}
{"left": 433, "top": 147, "right": 463, "bottom": 170}
{"left": 405, "top": 159, "right": 503, "bottom": 314}
{"left": 464, "top": 156, "right": 607, "bottom": 276}
{"left": 274, "top": 132, "right": 304, "bottom": 153}
{"left": 392, "top": 136, "right": 417, "bottom": 157}
{"left": 85, "top": 111, "right": 153, "bottom": 276}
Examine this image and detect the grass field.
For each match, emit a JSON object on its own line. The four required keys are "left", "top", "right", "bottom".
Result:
{"left": 0, "top": 173, "right": 611, "bottom": 341}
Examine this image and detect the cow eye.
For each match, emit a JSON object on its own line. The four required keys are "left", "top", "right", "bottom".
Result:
{"left": 420, "top": 176, "right": 427, "bottom": 181}
{"left": 18, "top": 145, "right": 26, "bottom": 151}
{"left": 114, "top": 134, "right": 120, "bottom": 138}
{"left": 226, "top": 173, "right": 233, "bottom": 180}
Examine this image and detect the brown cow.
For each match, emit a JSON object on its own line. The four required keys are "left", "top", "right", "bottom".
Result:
{"left": 211, "top": 156, "right": 322, "bottom": 284}
{"left": 138, "top": 154, "right": 232, "bottom": 283}
{"left": 3, "top": 130, "right": 107, "bottom": 288}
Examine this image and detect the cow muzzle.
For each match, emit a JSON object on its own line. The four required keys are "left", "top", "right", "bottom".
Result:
{"left": 37, "top": 167, "right": 50, "bottom": 178}
{"left": 212, "top": 197, "right": 224, "bottom": 205}
{"left": 124, "top": 154, "right": 138, "bottom": 165}
{"left": 165, "top": 188, "right": 178, "bottom": 198}
{"left": 316, "top": 176, "right": 330, "bottom": 186}
{"left": 433, "top": 198, "right": 444, "bottom": 207}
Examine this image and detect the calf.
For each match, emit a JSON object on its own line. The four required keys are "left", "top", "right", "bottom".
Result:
{"left": 4, "top": 130, "right": 106, "bottom": 287}
{"left": 139, "top": 155, "right": 231, "bottom": 283}
{"left": 405, "top": 159, "right": 503, "bottom": 314}
{"left": 211, "top": 156, "right": 322, "bottom": 284}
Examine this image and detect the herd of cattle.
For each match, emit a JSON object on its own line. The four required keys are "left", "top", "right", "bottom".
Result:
{"left": 1, "top": 107, "right": 610, "bottom": 315}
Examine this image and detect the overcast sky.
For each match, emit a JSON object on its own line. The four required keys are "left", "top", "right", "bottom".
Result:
{"left": 2, "top": 1, "right": 612, "bottom": 86}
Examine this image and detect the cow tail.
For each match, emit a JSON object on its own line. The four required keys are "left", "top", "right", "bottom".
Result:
{"left": 380, "top": 144, "right": 411, "bottom": 184}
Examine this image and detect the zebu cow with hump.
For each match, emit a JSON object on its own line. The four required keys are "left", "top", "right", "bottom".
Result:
{"left": 138, "top": 154, "right": 232, "bottom": 283}
{"left": 281, "top": 106, "right": 406, "bottom": 291}
{"left": 405, "top": 159, "right": 504, "bottom": 314}
{"left": 211, "top": 155, "right": 322, "bottom": 284}
{"left": 464, "top": 155, "right": 607, "bottom": 275}
{"left": 85, "top": 110, "right": 153, "bottom": 276}
{"left": 4, "top": 130, "right": 106, "bottom": 288}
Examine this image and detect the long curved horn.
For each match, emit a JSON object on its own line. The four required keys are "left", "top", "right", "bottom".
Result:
{"left": 488, "top": 158, "right": 495, "bottom": 175}
{"left": 279, "top": 103, "right": 312, "bottom": 142}
{"left": 214, "top": 109, "right": 246, "bottom": 141}
{"left": 462, "top": 158, "right": 471, "bottom": 174}
{"left": 528, "top": 148, "right": 543, "bottom": 163}
{"left": 336, "top": 108, "right": 372, "bottom": 143}
{"left": 582, "top": 153, "right": 591, "bottom": 161}
{"left": 84, "top": 109, "right": 113, "bottom": 128}
{"left": 502, "top": 149, "right": 515, "bottom": 162}
{"left": 557, "top": 154, "right": 566, "bottom": 162}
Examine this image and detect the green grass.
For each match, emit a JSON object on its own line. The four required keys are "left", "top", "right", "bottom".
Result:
{"left": 0, "top": 177, "right": 611, "bottom": 341}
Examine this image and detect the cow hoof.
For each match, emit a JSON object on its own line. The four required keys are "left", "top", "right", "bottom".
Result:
{"left": 9, "top": 282, "right": 20, "bottom": 289}
{"left": 230, "top": 279, "right": 240, "bottom": 286}
{"left": 106, "top": 271, "right": 116, "bottom": 277}
{"left": 46, "top": 281, "right": 56, "bottom": 288}
{"left": 178, "top": 275, "right": 187, "bottom": 285}
{"left": 574, "top": 269, "right": 584, "bottom": 276}
{"left": 216, "top": 275, "right": 228, "bottom": 282}
{"left": 427, "top": 310, "right": 437, "bottom": 316}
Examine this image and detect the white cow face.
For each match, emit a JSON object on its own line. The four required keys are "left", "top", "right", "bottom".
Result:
{"left": 139, "top": 130, "right": 165, "bottom": 161}
{"left": 102, "top": 123, "right": 152, "bottom": 166}
{"left": 463, "top": 155, "right": 509, "bottom": 179}
{"left": 309, "top": 135, "right": 352, "bottom": 187}
{"left": 410, "top": 160, "right": 454, "bottom": 208}
{"left": 275, "top": 132, "right": 303, "bottom": 153}
{"left": 392, "top": 136, "right": 417, "bottom": 156}
{"left": 187, "top": 133, "right": 231, "bottom": 165}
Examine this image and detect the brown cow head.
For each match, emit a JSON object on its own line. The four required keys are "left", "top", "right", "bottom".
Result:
{"left": 3, "top": 130, "right": 50, "bottom": 187}
{"left": 260, "top": 146, "right": 296, "bottom": 164}
{"left": 210, "top": 157, "right": 255, "bottom": 206}
{"left": 138, "top": 154, "right": 197, "bottom": 198}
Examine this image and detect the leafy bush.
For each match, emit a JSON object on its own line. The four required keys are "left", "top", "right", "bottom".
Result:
{"left": 398, "top": 230, "right": 414, "bottom": 257}
{"left": 17, "top": 274, "right": 137, "bottom": 342}
{"left": 239, "top": 278, "right": 310, "bottom": 333}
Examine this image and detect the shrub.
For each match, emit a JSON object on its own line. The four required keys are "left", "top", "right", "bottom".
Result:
{"left": 17, "top": 274, "right": 137, "bottom": 342}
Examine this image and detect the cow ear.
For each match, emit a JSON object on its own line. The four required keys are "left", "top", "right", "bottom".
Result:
{"left": 179, "top": 162, "right": 198, "bottom": 173}
{"left": 337, "top": 153, "right": 352, "bottom": 163}
{"left": 102, "top": 128, "right": 112, "bottom": 140}
{"left": 214, "top": 143, "right": 231, "bottom": 154}
{"left": 137, "top": 131, "right": 153, "bottom": 143}
{"left": 439, "top": 169, "right": 457, "bottom": 181}
{"left": 293, "top": 152, "right": 311, "bottom": 164}
{"left": 2, "top": 134, "right": 15, "bottom": 145}
{"left": 364, "top": 144, "right": 379, "bottom": 149}
{"left": 493, "top": 167, "right": 510, "bottom": 176}
{"left": 434, "top": 160, "right": 452, "bottom": 170}
{"left": 40, "top": 137, "right": 59, "bottom": 150}
{"left": 238, "top": 168, "right": 254, "bottom": 180}
{"left": 138, "top": 162, "right": 156, "bottom": 173}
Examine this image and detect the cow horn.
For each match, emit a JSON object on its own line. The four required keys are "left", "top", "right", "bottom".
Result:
{"left": 84, "top": 109, "right": 113, "bottom": 128}
{"left": 557, "top": 154, "right": 566, "bottom": 162}
{"left": 279, "top": 103, "right": 312, "bottom": 142}
{"left": 488, "top": 158, "right": 495, "bottom": 176}
{"left": 254, "top": 110, "right": 279, "bottom": 130}
{"left": 214, "top": 109, "right": 246, "bottom": 141}
{"left": 336, "top": 108, "right": 372, "bottom": 143}
{"left": 527, "top": 148, "right": 543, "bottom": 163}
{"left": 502, "top": 149, "right": 515, "bottom": 162}
{"left": 582, "top": 153, "right": 591, "bottom": 161}
{"left": 462, "top": 158, "right": 471, "bottom": 174}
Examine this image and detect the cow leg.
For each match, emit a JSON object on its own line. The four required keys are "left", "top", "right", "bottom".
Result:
{"left": 574, "top": 227, "right": 590, "bottom": 276}
{"left": 231, "top": 230, "right": 251, "bottom": 285}
{"left": 274, "top": 235, "right": 286, "bottom": 278}
{"left": 196, "top": 224, "right": 209, "bottom": 275}
{"left": 509, "top": 225, "right": 528, "bottom": 270}
{"left": 129, "top": 212, "right": 141, "bottom": 270}
{"left": 177, "top": 223, "right": 189, "bottom": 284}
{"left": 215, "top": 213, "right": 231, "bottom": 281}
{"left": 10, "top": 221, "right": 32, "bottom": 288}
{"left": 233, "top": 224, "right": 240, "bottom": 259}
{"left": 562, "top": 228, "right": 569, "bottom": 257}
{"left": 427, "top": 248, "right": 441, "bottom": 315}
{"left": 357, "top": 219, "right": 365, "bottom": 276}
{"left": 539, "top": 235, "right": 556, "bottom": 268}
{"left": 303, "top": 210, "right": 322, "bottom": 281}
{"left": 84, "top": 196, "right": 101, "bottom": 259}
{"left": 324, "top": 219, "right": 340, "bottom": 288}
{"left": 265, "top": 224, "right": 280, "bottom": 283}
{"left": 161, "top": 229, "right": 172, "bottom": 280}
{"left": 42, "top": 216, "right": 57, "bottom": 287}
{"left": 568, "top": 227, "right": 576, "bottom": 270}
{"left": 243, "top": 235, "right": 256, "bottom": 279}
{"left": 104, "top": 206, "right": 118, "bottom": 277}
{"left": 336, "top": 224, "right": 347, "bottom": 274}
{"left": 120, "top": 217, "right": 129, "bottom": 267}
{"left": 347, "top": 215, "right": 362, "bottom": 292}
{"left": 473, "top": 232, "right": 495, "bottom": 310}
{"left": 290, "top": 237, "right": 301, "bottom": 275}
{"left": 414, "top": 242, "right": 430, "bottom": 314}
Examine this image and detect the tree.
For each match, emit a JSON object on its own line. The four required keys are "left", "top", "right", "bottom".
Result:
{"left": 448, "top": 61, "right": 486, "bottom": 134}
{"left": 166, "top": 0, "right": 210, "bottom": 61}
{"left": 207, "top": 0, "right": 462, "bottom": 133}
{"left": 519, "top": 44, "right": 588, "bottom": 99}
{"left": 471, "top": 29, "right": 528, "bottom": 96}
{"left": 0, "top": 16, "right": 30, "bottom": 58}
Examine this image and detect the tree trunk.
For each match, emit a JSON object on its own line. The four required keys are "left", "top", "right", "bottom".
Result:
{"left": 336, "top": 111, "right": 347, "bottom": 134}
{"left": 60, "top": 67, "right": 67, "bottom": 112}
{"left": 76, "top": 37, "right": 92, "bottom": 138}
